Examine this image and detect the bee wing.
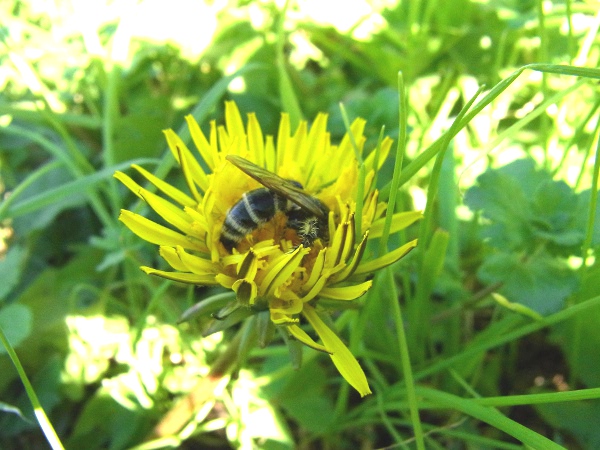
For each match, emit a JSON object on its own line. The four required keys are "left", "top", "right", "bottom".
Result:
{"left": 226, "top": 155, "right": 327, "bottom": 218}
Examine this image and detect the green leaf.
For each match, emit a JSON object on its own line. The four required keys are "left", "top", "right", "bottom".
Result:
{"left": 551, "top": 262, "right": 600, "bottom": 387}
{"left": 0, "top": 401, "right": 31, "bottom": 423}
{"left": 65, "top": 387, "right": 149, "bottom": 449}
{"left": 465, "top": 159, "right": 585, "bottom": 252}
{"left": 0, "top": 304, "right": 32, "bottom": 354}
{"left": 531, "top": 179, "right": 583, "bottom": 246}
{"left": 575, "top": 188, "right": 600, "bottom": 247}
{"left": 464, "top": 159, "right": 536, "bottom": 249}
{"left": 0, "top": 248, "right": 104, "bottom": 393}
{"left": 0, "top": 246, "right": 27, "bottom": 301}
{"left": 536, "top": 400, "right": 600, "bottom": 450}
{"left": 478, "top": 251, "right": 578, "bottom": 315}
{"left": 267, "top": 357, "right": 335, "bottom": 434}
{"left": 7, "top": 164, "right": 87, "bottom": 231}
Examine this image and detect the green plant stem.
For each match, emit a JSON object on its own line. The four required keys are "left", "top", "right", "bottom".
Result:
{"left": 378, "top": 72, "right": 408, "bottom": 256}
{"left": 276, "top": 0, "right": 302, "bottom": 128}
{"left": 385, "top": 268, "right": 425, "bottom": 450}
{"left": 2, "top": 125, "right": 114, "bottom": 227}
{"left": 0, "top": 324, "right": 64, "bottom": 450}
{"left": 415, "top": 294, "right": 600, "bottom": 382}
{"left": 393, "top": 64, "right": 600, "bottom": 191}
{"left": 580, "top": 122, "right": 600, "bottom": 270}
{"left": 416, "top": 388, "right": 565, "bottom": 449}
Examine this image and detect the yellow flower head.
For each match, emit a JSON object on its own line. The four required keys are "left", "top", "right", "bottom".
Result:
{"left": 115, "top": 101, "right": 420, "bottom": 396}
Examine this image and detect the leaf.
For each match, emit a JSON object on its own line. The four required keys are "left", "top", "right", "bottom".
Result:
{"left": 0, "top": 247, "right": 104, "bottom": 393}
{"left": 536, "top": 400, "right": 600, "bottom": 450}
{"left": 478, "top": 251, "right": 578, "bottom": 315}
{"left": 8, "top": 164, "right": 87, "bottom": 232}
{"left": 464, "top": 159, "right": 536, "bottom": 249}
{"left": 0, "top": 401, "right": 31, "bottom": 423}
{"left": 0, "top": 245, "right": 27, "bottom": 301}
{"left": 531, "top": 179, "right": 583, "bottom": 247}
{"left": 263, "top": 356, "right": 335, "bottom": 434}
{"left": 575, "top": 188, "right": 600, "bottom": 247}
{"left": 65, "top": 387, "right": 149, "bottom": 449}
{"left": 0, "top": 304, "right": 32, "bottom": 354}
{"left": 464, "top": 159, "right": 585, "bottom": 252}
{"left": 551, "top": 262, "right": 600, "bottom": 387}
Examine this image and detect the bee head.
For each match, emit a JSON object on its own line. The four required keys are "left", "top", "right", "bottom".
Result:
{"left": 286, "top": 206, "right": 329, "bottom": 247}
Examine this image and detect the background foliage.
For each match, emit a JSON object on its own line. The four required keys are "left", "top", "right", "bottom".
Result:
{"left": 1, "top": 0, "right": 600, "bottom": 448}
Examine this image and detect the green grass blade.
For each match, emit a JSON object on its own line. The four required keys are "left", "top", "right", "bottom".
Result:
{"left": 384, "top": 266, "right": 426, "bottom": 450}
{"left": 0, "top": 324, "right": 64, "bottom": 450}
{"left": 418, "top": 387, "right": 565, "bottom": 449}
{"left": 276, "top": 0, "right": 302, "bottom": 128}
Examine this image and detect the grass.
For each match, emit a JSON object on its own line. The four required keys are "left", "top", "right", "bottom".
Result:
{"left": 1, "top": 0, "right": 600, "bottom": 448}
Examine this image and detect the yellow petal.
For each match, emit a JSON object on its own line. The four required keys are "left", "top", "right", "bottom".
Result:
{"left": 276, "top": 113, "right": 291, "bottom": 168}
{"left": 320, "top": 280, "right": 372, "bottom": 300}
{"left": 354, "top": 239, "right": 418, "bottom": 275}
{"left": 338, "top": 117, "right": 366, "bottom": 160}
{"left": 141, "top": 267, "right": 217, "bottom": 285}
{"left": 300, "top": 112, "right": 328, "bottom": 169}
{"left": 159, "top": 246, "right": 188, "bottom": 271}
{"left": 221, "top": 253, "right": 246, "bottom": 267}
{"left": 271, "top": 291, "right": 303, "bottom": 315}
{"left": 185, "top": 115, "right": 216, "bottom": 170}
{"left": 270, "top": 311, "right": 299, "bottom": 325}
{"left": 301, "top": 248, "right": 327, "bottom": 294}
{"left": 369, "top": 211, "right": 423, "bottom": 238}
{"left": 363, "top": 136, "right": 393, "bottom": 173}
{"left": 232, "top": 279, "right": 258, "bottom": 305}
{"left": 119, "top": 210, "right": 203, "bottom": 251}
{"left": 264, "top": 135, "right": 276, "bottom": 173}
{"left": 339, "top": 214, "right": 356, "bottom": 263}
{"left": 287, "top": 324, "right": 331, "bottom": 354}
{"left": 247, "top": 113, "right": 264, "bottom": 167}
{"left": 225, "top": 100, "right": 246, "bottom": 144}
{"left": 237, "top": 249, "right": 258, "bottom": 280}
{"left": 114, "top": 171, "right": 144, "bottom": 199}
{"left": 163, "top": 129, "right": 209, "bottom": 195}
{"left": 325, "top": 219, "right": 349, "bottom": 269}
{"left": 329, "top": 231, "right": 369, "bottom": 283}
{"left": 216, "top": 273, "right": 236, "bottom": 289}
{"left": 176, "top": 145, "right": 203, "bottom": 203}
{"left": 361, "top": 190, "right": 379, "bottom": 231}
{"left": 183, "top": 207, "right": 209, "bottom": 240}
{"left": 299, "top": 268, "right": 333, "bottom": 303}
{"left": 280, "top": 120, "right": 307, "bottom": 171}
{"left": 138, "top": 190, "right": 195, "bottom": 235}
{"left": 174, "top": 246, "right": 216, "bottom": 274}
{"left": 260, "top": 246, "right": 310, "bottom": 297}
{"left": 132, "top": 164, "right": 196, "bottom": 207}
{"left": 303, "top": 305, "right": 371, "bottom": 396}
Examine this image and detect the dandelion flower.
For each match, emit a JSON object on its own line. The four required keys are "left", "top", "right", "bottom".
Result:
{"left": 115, "top": 101, "right": 420, "bottom": 396}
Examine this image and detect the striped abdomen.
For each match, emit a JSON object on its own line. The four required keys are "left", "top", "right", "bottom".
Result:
{"left": 220, "top": 188, "right": 288, "bottom": 251}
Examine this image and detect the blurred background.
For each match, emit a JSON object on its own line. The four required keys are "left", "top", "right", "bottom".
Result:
{"left": 2, "top": 0, "right": 600, "bottom": 448}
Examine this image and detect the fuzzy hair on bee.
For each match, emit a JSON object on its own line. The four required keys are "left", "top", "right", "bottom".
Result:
{"left": 220, "top": 155, "right": 330, "bottom": 252}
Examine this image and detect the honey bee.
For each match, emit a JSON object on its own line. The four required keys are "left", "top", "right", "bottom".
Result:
{"left": 220, "top": 155, "right": 329, "bottom": 251}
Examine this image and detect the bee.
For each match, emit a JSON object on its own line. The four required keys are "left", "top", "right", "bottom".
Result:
{"left": 220, "top": 155, "right": 330, "bottom": 252}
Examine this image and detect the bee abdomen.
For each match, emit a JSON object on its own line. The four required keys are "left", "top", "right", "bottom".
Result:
{"left": 220, "top": 188, "right": 286, "bottom": 250}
